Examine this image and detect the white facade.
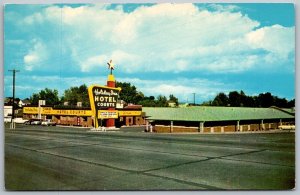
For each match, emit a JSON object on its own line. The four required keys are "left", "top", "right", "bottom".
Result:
{"left": 4, "top": 106, "right": 13, "bottom": 117}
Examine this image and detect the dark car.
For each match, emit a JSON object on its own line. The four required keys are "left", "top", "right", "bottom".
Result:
{"left": 25, "top": 119, "right": 42, "bottom": 125}
{"left": 24, "top": 120, "right": 31, "bottom": 125}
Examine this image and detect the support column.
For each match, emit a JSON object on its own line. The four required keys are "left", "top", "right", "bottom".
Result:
{"left": 170, "top": 121, "right": 173, "bottom": 133}
{"left": 146, "top": 120, "right": 149, "bottom": 132}
{"left": 279, "top": 119, "right": 282, "bottom": 126}
{"left": 236, "top": 120, "right": 240, "bottom": 132}
{"left": 199, "top": 122, "right": 204, "bottom": 133}
{"left": 106, "top": 74, "right": 116, "bottom": 128}
{"left": 38, "top": 100, "right": 45, "bottom": 120}
{"left": 261, "top": 119, "right": 264, "bottom": 130}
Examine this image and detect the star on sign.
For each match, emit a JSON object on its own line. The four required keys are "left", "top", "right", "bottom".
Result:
{"left": 107, "top": 60, "right": 114, "bottom": 70}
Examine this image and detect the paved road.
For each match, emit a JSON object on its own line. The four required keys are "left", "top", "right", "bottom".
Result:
{"left": 5, "top": 124, "right": 295, "bottom": 190}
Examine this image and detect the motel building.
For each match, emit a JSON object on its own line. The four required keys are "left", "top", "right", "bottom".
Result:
{"left": 143, "top": 106, "right": 295, "bottom": 133}
{"left": 22, "top": 105, "right": 295, "bottom": 133}
{"left": 22, "top": 104, "right": 145, "bottom": 127}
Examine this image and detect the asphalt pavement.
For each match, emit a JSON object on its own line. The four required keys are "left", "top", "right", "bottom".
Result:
{"left": 4, "top": 124, "right": 295, "bottom": 190}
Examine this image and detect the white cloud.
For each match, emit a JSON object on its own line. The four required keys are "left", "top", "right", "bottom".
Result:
{"left": 23, "top": 12, "right": 44, "bottom": 25}
{"left": 118, "top": 77, "right": 232, "bottom": 102}
{"left": 23, "top": 39, "right": 48, "bottom": 71}
{"left": 111, "top": 50, "right": 141, "bottom": 73}
{"left": 18, "top": 3, "right": 294, "bottom": 75}
{"left": 24, "top": 54, "right": 39, "bottom": 65}
{"left": 208, "top": 4, "right": 240, "bottom": 12}
{"left": 204, "top": 55, "right": 258, "bottom": 73}
{"left": 80, "top": 55, "right": 108, "bottom": 72}
{"left": 18, "top": 3, "right": 268, "bottom": 72}
{"left": 246, "top": 25, "right": 294, "bottom": 60}
{"left": 80, "top": 51, "right": 141, "bottom": 73}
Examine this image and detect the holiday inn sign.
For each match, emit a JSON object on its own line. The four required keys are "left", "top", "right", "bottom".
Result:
{"left": 88, "top": 85, "right": 121, "bottom": 109}
{"left": 88, "top": 84, "right": 121, "bottom": 127}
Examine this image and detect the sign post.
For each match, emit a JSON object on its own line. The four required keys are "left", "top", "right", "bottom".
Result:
{"left": 38, "top": 100, "right": 46, "bottom": 120}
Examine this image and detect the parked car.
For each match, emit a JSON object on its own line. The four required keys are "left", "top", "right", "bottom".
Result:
{"left": 31, "top": 119, "right": 43, "bottom": 125}
{"left": 41, "top": 119, "right": 56, "bottom": 126}
{"left": 13, "top": 118, "right": 29, "bottom": 124}
{"left": 4, "top": 117, "right": 12, "bottom": 123}
{"left": 24, "top": 120, "right": 32, "bottom": 125}
{"left": 279, "top": 125, "right": 295, "bottom": 130}
{"left": 24, "top": 119, "right": 43, "bottom": 125}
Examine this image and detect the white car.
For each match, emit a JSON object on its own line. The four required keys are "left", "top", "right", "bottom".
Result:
{"left": 13, "top": 118, "right": 29, "bottom": 124}
{"left": 279, "top": 125, "right": 295, "bottom": 130}
{"left": 31, "top": 120, "right": 42, "bottom": 125}
{"left": 41, "top": 119, "right": 56, "bottom": 126}
{"left": 4, "top": 117, "right": 11, "bottom": 123}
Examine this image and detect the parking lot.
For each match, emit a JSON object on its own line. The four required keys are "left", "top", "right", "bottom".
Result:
{"left": 5, "top": 124, "right": 295, "bottom": 190}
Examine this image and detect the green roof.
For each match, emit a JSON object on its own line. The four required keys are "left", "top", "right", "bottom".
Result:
{"left": 142, "top": 106, "right": 294, "bottom": 122}
{"left": 282, "top": 108, "right": 295, "bottom": 115}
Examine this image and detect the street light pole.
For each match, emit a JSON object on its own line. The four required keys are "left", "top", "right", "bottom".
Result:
{"left": 193, "top": 93, "right": 196, "bottom": 106}
{"left": 8, "top": 69, "right": 20, "bottom": 128}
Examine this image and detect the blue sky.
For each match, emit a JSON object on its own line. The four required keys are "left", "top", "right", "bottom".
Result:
{"left": 4, "top": 3, "right": 295, "bottom": 103}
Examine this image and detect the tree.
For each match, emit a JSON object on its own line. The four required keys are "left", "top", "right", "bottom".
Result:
{"left": 244, "top": 96, "right": 256, "bottom": 107}
{"left": 201, "top": 100, "right": 212, "bottom": 106}
{"left": 135, "top": 91, "right": 145, "bottom": 104}
{"left": 287, "top": 99, "right": 295, "bottom": 108}
{"left": 29, "top": 93, "right": 40, "bottom": 105}
{"left": 212, "top": 93, "right": 228, "bottom": 106}
{"left": 116, "top": 82, "right": 144, "bottom": 104}
{"left": 138, "top": 95, "right": 156, "bottom": 107}
{"left": 239, "top": 90, "right": 247, "bottom": 107}
{"left": 5, "top": 97, "right": 20, "bottom": 110}
{"left": 169, "top": 94, "right": 179, "bottom": 106}
{"left": 62, "top": 84, "right": 90, "bottom": 107}
{"left": 273, "top": 96, "right": 288, "bottom": 108}
{"left": 203, "top": 90, "right": 294, "bottom": 108}
{"left": 138, "top": 99, "right": 157, "bottom": 107}
{"left": 149, "top": 96, "right": 155, "bottom": 100}
{"left": 228, "top": 91, "right": 241, "bottom": 107}
{"left": 157, "top": 95, "right": 168, "bottom": 107}
{"left": 258, "top": 92, "right": 274, "bottom": 107}
{"left": 29, "top": 88, "right": 60, "bottom": 105}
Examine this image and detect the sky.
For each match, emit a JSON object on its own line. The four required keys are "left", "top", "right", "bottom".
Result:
{"left": 4, "top": 3, "right": 295, "bottom": 104}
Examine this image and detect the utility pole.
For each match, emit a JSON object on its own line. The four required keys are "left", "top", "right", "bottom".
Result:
{"left": 192, "top": 93, "right": 196, "bottom": 106}
{"left": 8, "top": 69, "right": 20, "bottom": 128}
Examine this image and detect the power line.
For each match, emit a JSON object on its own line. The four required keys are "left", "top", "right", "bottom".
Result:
{"left": 192, "top": 93, "right": 196, "bottom": 106}
{"left": 8, "top": 69, "right": 20, "bottom": 127}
